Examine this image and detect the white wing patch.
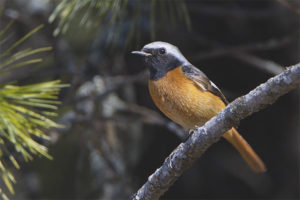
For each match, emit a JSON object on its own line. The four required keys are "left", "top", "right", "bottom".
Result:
{"left": 193, "top": 77, "right": 207, "bottom": 91}
{"left": 210, "top": 80, "right": 222, "bottom": 93}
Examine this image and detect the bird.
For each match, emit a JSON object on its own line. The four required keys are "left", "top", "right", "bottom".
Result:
{"left": 132, "top": 41, "right": 266, "bottom": 173}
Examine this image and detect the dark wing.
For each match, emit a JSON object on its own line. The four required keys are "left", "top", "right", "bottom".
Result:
{"left": 182, "top": 65, "right": 229, "bottom": 104}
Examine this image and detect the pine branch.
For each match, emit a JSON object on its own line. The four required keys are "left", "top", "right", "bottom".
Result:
{"left": 132, "top": 62, "right": 300, "bottom": 200}
{"left": 0, "top": 21, "right": 68, "bottom": 199}
{"left": 49, "top": 0, "right": 190, "bottom": 48}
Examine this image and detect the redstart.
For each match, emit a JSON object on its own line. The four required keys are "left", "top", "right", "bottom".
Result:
{"left": 132, "top": 41, "right": 266, "bottom": 173}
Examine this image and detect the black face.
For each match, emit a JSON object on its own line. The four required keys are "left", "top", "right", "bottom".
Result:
{"left": 138, "top": 47, "right": 183, "bottom": 80}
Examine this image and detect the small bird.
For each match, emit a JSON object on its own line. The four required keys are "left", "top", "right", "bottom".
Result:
{"left": 132, "top": 41, "right": 266, "bottom": 173}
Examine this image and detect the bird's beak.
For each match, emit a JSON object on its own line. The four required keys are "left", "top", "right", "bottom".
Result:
{"left": 131, "top": 51, "right": 152, "bottom": 57}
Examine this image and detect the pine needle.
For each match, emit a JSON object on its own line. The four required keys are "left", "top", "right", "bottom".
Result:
{"left": 0, "top": 21, "right": 68, "bottom": 199}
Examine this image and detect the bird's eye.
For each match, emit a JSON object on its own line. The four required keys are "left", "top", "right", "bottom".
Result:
{"left": 159, "top": 48, "right": 166, "bottom": 55}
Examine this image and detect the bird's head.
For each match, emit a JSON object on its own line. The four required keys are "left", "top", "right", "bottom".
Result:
{"left": 132, "top": 41, "right": 190, "bottom": 80}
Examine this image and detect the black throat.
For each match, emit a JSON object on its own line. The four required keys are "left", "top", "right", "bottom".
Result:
{"left": 147, "top": 54, "right": 182, "bottom": 80}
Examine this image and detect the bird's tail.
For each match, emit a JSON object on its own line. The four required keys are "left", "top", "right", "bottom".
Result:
{"left": 223, "top": 128, "right": 266, "bottom": 173}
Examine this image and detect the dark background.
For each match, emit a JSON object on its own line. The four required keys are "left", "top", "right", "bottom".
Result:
{"left": 1, "top": 0, "right": 299, "bottom": 199}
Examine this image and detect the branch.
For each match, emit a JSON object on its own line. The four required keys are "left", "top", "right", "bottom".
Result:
{"left": 277, "top": 0, "right": 300, "bottom": 15}
{"left": 191, "top": 30, "right": 300, "bottom": 61}
{"left": 132, "top": 63, "right": 300, "bottom": 200}
{"left": 124, "top": 103, "right": 187, "bottom": 140}
{"left": 232, "top": 52, "right": 284, "bottom": 75}
{"left": 190, "top": 31, "right": 300, "bottom": 75}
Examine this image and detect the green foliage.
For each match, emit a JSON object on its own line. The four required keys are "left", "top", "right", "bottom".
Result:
{"left": 0, "top": 23, "right": 50, "bottom": 75}
{"left": 49, "top": 0, "right": 190, "bottom": 48}
{"left": 0, "top": 21, "right": 67, "bottom": 198}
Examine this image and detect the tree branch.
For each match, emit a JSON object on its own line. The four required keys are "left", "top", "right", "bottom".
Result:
{"left": 191, "top": 30, "right": 300, "bottom": 61}
{"left": 132, "top": 62, "right": 300, "bottom": 200}
{"left": 277, "top": 0, "right": 300, "bottom": 15}
{"left": 232, "top": 52, "right": 284, "bottom": 75}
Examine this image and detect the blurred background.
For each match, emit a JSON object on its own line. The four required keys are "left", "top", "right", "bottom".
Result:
{"left": 0, "top": 0, "right": 299, "bottom": 199}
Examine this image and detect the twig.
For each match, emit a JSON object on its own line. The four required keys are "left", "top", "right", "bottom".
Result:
{"left": 191, "top": 30, "right": 300, "bottom": 61}
{"left": 125, "top": 103, "right": 187, "bottom": 140}
{"left": 95, "top": 70, "right": 148, "bottom": 101}
{"left": 190, "top": 31, "right": 300, "bottom": 75}
{"left": 69, "top": 70, "right": 148, "bottom": 104}
{"left": 132, "top": 63, "right": 300, "bottom": 200}
{"left": 277, "top": 0, "right": 300, "bottom": 15}
{"left": 232, "top": 52, "right": 284, "bottom": 75}
{"left": 187, "top": 4, "right": 281, "bottom": 18}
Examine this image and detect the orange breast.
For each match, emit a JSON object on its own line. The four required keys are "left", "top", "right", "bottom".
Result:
{"left": 148, "top": 67, "right": 226, "bottom": 129}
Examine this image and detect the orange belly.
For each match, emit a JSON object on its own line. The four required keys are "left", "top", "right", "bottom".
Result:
{"left": 148, "top": 67, "right": 226, "bottom": 129}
